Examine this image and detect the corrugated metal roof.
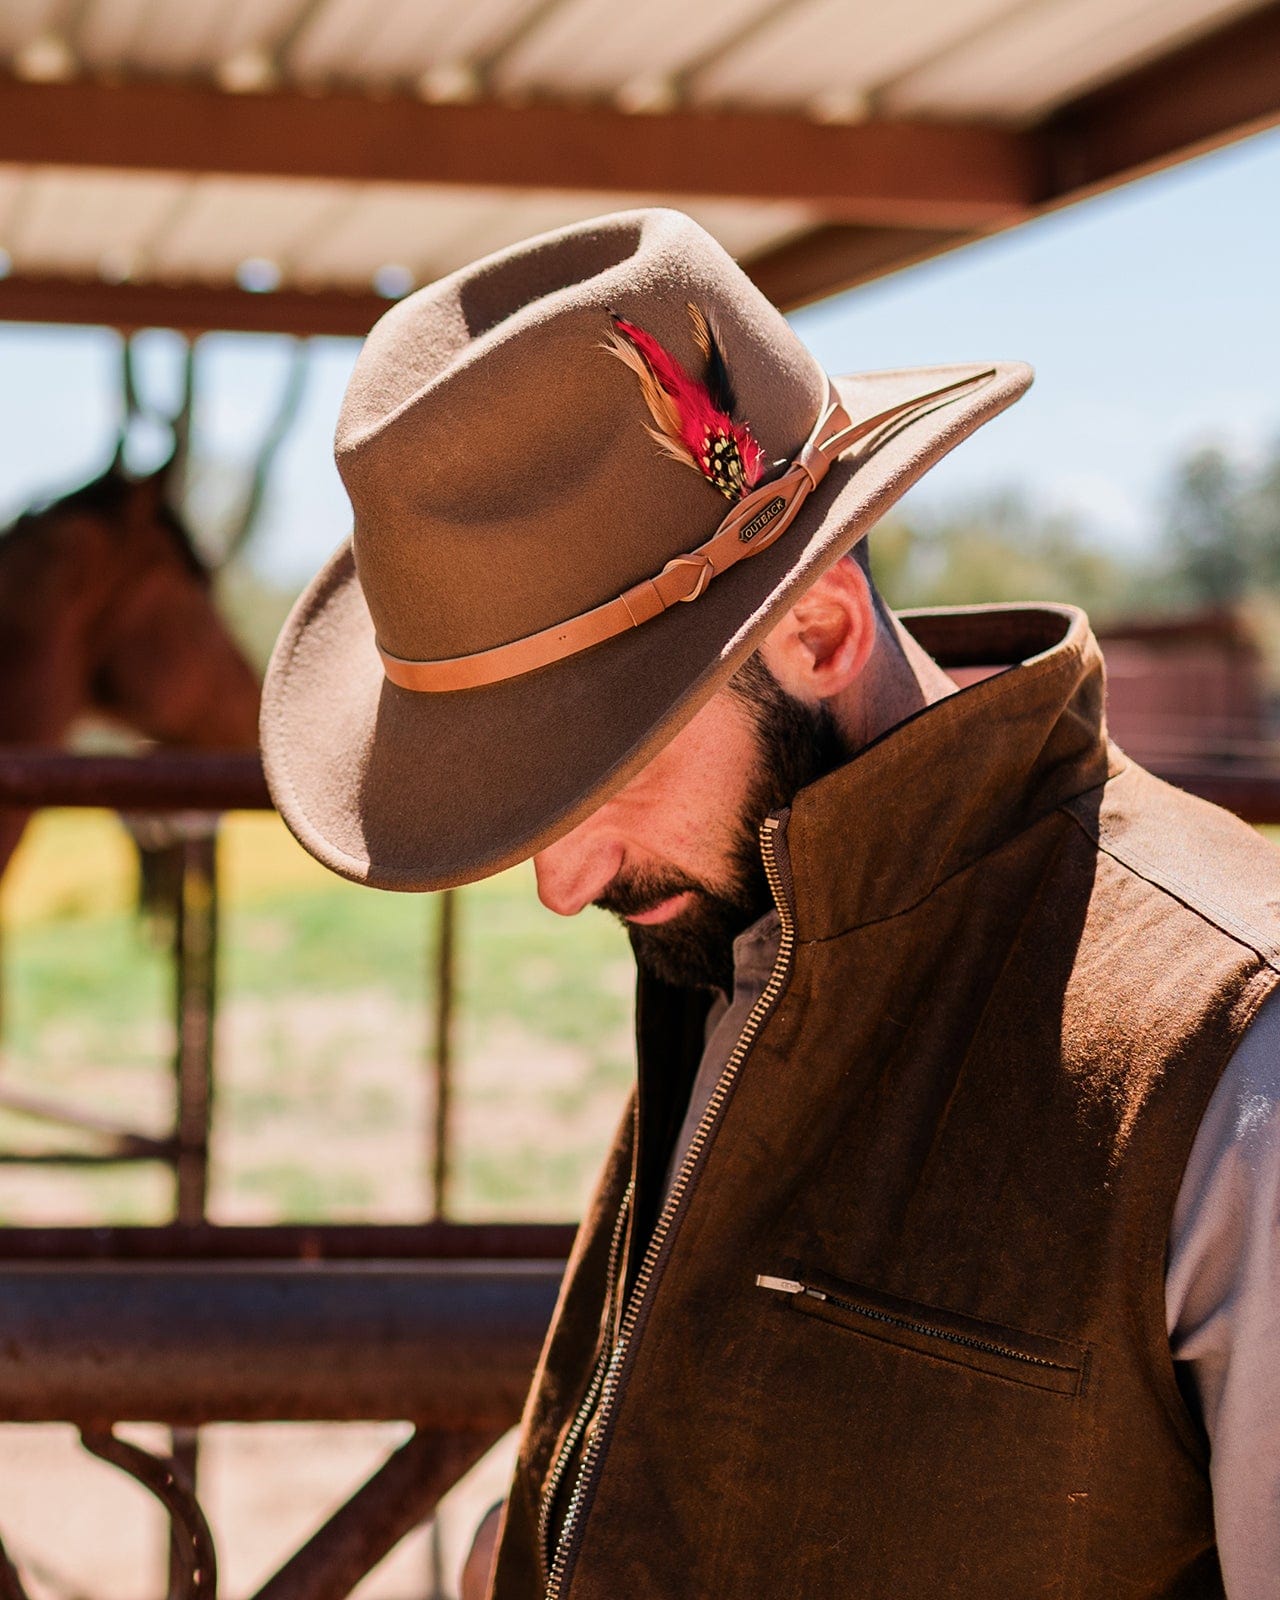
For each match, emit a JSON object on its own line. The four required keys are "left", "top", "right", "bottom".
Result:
{"left": 686, "top": 0, "right": 1018, "bottom": 113}
{"left": 287, "top": 0, "right": 534, "bottom": 86}
{"left": 881, "top": 0, "right": 1264, "bottom": 119}
{"left": 0, "top": 162, "right": 815, "bottom": 293}
{"left": 0, "top": 0, "right": 1276, "bottom": 329}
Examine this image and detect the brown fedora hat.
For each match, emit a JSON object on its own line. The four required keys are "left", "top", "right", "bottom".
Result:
{"left": 261, "top": 208, "right": 1031, "bottom": 892}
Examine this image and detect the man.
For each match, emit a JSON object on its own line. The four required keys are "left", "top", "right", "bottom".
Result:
{"left": 261, "top": 209, "right": 1280, "bottom": 1598}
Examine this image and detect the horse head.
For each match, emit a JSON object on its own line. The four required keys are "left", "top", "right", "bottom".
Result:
{"left": 2, "top": 459, "right": 261, "bottom": 751}
{"left": 0, "top": 337, "right": 305, "bottom": 876}
{"left": 82, "top": 461, "right": 262, "bottom": 750}
{"left": 0, "top": 459, "right": 263, "bottom": 876}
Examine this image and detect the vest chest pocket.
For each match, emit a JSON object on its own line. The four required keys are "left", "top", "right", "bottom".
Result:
{"left": 757, "top": 1268, "right": 1088, "bottom": 1397}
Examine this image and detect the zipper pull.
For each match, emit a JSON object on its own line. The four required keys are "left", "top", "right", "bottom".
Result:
{"left": 756, "top": 1274, "right": 826, "bottom": 1301}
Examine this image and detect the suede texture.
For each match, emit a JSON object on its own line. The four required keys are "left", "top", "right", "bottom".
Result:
{"left": 490, "top": 604, "right": 1280, "bottom": 1600}
{"left": 260, "top": 208, "right": 1031, "bottom": 891}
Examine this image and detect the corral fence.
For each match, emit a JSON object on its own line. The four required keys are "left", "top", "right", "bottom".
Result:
{"left": 0, "top": 751, "right": 572, "bottom": 1600}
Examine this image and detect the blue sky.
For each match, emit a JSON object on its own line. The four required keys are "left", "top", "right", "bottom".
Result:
{"left": 2, "top": 123, "right": 1278, "bottom": 586}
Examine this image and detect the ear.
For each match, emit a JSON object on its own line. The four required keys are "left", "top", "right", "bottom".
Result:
{"left": 759, "top": 555, "right": 876, "bottom": 705}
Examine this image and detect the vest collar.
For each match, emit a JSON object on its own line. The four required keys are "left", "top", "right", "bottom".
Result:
{"left": 784, "top": 603, "right": 1119, "bottom": 943}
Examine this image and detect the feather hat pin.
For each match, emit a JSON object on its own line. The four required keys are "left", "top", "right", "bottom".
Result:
{"left": 604, "top": 304, "right": 767, "bottom": 501}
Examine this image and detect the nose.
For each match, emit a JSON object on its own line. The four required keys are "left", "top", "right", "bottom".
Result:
{"left": 533, "top": 821, "right": 624, "bottom": 917}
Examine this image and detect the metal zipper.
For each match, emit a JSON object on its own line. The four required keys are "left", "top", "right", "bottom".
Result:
{"left": 537, "top": 1180, "right": 633, "bottom": 1579}
{"left": 542, "top": 815, "right": 795, "bottom": 1600}
{"left": 755, "top": 1276, "right": 1075, "bottom": 1373}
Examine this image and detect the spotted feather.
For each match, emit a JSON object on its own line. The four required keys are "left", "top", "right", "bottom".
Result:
{"left": 604, "top": 308, "right": 765, "bottom": 501}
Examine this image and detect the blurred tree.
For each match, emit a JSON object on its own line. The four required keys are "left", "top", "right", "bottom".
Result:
{"left": 1243, "top": 437, "right": 1280, "bottom": 589}
{"left": 1163, "top": 446, "right": 1253, "bottom": 606}
{"left": 867, "top": 429, "right": 1280, "bottom": 628}
{"left": 868, "top": 489, "right": 1133, "bottom": 618}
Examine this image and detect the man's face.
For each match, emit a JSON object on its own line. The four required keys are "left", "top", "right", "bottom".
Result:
{"left": 533, "top": 657, "right": 842, "bottom": 991}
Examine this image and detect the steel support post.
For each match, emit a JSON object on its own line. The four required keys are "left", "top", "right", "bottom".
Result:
{"left": 431, "top": 890, "right": 457, "bottom": 1218}
{"left": 169, "top": 822, "right": 219, "bottom": 1595}
{"left": 173, "top": 824, "right": 218, "bottom": 1223}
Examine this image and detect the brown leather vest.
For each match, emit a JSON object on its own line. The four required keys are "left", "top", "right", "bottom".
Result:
{"left": 491, "top": 604, "right": 1280, "bottom": 1600}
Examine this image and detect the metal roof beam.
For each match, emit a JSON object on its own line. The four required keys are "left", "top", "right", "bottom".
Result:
{"left": 0, "top": 273, "right": 388, "bottom": 337}
{"left": 748, "top": 223, "right": 974, "bottom": 310}
{"left": 0, "top": 76, "right": 1037, "bottom": 229}
{"left": 1042, "top": 0, "right": 1280, "bottom": 199}
{"left": 753, "top": 3, "right": 1280, "bottom": 308}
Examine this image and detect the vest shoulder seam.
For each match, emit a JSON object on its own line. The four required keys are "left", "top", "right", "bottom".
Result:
{"left": 1061, "top": 792, "right": 1280, "bottom": 975}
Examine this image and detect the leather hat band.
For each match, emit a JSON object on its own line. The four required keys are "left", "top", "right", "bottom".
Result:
{"left": 378, "top": 368, "right": 994, "bottom": 694}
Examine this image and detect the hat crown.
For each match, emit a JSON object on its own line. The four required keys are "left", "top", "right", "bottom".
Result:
{"left": 336, "top": 209, "right": 825, "bottom": 664}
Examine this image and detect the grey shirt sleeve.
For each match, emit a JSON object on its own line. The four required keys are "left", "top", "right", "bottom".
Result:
{"left": 1166, "top": 985, "right": 1280, "bottom": 1599}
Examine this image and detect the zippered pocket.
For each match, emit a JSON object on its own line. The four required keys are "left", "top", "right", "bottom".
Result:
{"left": 757, "top": 1269, "right": 1087, "bottom": 1396}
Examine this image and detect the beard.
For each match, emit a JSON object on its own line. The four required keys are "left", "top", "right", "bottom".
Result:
{"left": 594, "top": 659, "right": 845, "bottom": 993}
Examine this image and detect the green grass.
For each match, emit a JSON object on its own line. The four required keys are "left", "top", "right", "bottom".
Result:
{"left": 2, "top": 912, "right": 171, "bottom": 1065}
{"left": 214, "top": 863, "right": 636, "bottom": 1055}
{"left": 0, "top": 812, "right": 635, "bottom": 1226}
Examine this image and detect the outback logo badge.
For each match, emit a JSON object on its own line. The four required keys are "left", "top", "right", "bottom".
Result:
{"left": 739, "top": 496, "right": 787, "bottom": 544}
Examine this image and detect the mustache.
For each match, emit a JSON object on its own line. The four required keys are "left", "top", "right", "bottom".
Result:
{"left": 594, "top": 868, "right": 706, "bottom": 920}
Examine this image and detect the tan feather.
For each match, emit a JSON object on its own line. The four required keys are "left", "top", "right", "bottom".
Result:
{"left": 687, "top": 302, "right": 714, "bottom": 362}
{"left": 601, "top": 327, "right": 698, "bottom": 472}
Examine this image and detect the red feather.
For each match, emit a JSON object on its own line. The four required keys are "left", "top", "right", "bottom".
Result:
{"left": 604, "top": 310, "right": 766, "bottom": 501}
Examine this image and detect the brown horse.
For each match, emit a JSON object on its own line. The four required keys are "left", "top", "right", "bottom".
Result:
{"left": 0, "top": 460, "right": 261, "bottom": 874}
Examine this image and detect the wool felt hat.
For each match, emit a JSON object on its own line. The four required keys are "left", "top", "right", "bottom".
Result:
{"left": 261, "top": 208, "right": 1032, "bottom": 892}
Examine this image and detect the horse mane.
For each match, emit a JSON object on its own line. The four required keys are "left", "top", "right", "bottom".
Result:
{"left": 2, "top": 463, "right": 211, "bottom": 584}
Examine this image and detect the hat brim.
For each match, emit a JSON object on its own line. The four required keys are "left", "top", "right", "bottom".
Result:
{"left": 261, "top": 362, "right": 1032, "bottom": 891}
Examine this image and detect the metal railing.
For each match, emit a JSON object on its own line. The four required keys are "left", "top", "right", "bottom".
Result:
{"left": 0, "top": 1223, "right": 569, "bottom": 1600}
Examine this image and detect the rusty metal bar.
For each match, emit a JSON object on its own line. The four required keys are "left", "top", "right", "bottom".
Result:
{"left": 252, "top": 1427, "right": 495, "bottom": 1600}
{"left": 0, "top": 747, "right": 1276, "bottom": 824}
{"left": 0, "top": 1080, "right": 173, "bottom": 1159}
{"left": 0, "top": 750, "right": 270, "bottom": 810}
{"left": 0, "top": 1261, "right": 560, "bottom": 1425}
{"left": 173, "top": 829, "right": 217, "bottom": 1222}
{"left": 170, "top": 1424, "right": 201, "bottom": 1597}
{"left": 0, "top": 1149, "right": 172, "bottom": 1165}
{"left": 0, "top": 272, "right": 392, "bottom": 339}
{"left": 1, "top": 746, "right": 1277, "bottom": 824}
{"left": 431, "top": 889, "right": 457, "bottom": 1217}
{"left": 0, "top": 1222, "right": 577, "bottom": 1259}
{"left": 81, "top": 1430, "right": 217, "bottom": 1600}
{"left": 156, "top": 823, "right": 220, "bottom": 1591}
